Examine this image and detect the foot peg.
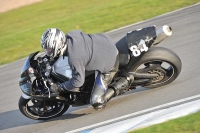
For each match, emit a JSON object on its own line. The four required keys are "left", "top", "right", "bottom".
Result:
{"left": 109, "top": 77, "right": 131, "bottom": 96}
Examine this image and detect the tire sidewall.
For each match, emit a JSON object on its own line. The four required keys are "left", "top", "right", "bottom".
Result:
{"left": 18, "top": 96, "right": 69, "bottom": 120}
{"left": 130, "top": 47, "right": 182, "bottom": 88}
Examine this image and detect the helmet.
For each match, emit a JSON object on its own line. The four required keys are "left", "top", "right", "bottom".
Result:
{"left": 40, "top": 28, "right": 66, "bottom": 58}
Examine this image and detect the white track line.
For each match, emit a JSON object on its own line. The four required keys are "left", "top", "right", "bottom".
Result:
{"left": 83, "top": 99, "right": 200, "bottom": 133}
{"left": 66, "top": 94, "right": 200, "bottom": 133}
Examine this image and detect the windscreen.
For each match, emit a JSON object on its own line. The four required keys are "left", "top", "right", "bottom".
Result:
{"left": 21, "top": 57, "right": 30, "bottom": 74}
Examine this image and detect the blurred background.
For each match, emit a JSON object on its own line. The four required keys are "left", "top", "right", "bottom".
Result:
{"left": 0, "top": 0, "right": 199, "bottom": 65}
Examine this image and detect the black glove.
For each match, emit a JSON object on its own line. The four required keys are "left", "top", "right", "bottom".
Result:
{"left": 59, "top": 82, "right": 80, "bottom": 92}
{"left": 51, "top": 83, "right": 64, "bottom": 94}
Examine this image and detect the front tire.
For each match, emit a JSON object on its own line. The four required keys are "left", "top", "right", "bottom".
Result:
{"left": 131, "top": 47, "right": 182, "bottom": 88}
{"left": 18, "top": 96, "right": 69, "bottom": 120}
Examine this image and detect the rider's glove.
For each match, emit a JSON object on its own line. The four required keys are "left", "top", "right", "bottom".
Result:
{"left": 51, "top": 83, "right": 64, "bottom": 94}
{"left": 59, "top": 82, "right": 80, "bottom": 92}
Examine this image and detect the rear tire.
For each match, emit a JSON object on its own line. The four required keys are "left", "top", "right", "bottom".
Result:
{"left": 18, "top": 96, "right": 69, "bottom": 120}
{"left": 131, "top": 47, "right": 182, "bottom": 88}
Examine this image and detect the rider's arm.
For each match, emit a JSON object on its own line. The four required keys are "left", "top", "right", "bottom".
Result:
{"left": 60, "top": 59, "right": 85, "bottom": 90}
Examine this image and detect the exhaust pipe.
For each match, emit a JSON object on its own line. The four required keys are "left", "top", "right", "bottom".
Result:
{"left": 153, "top": 25, "right": 172, "bottom": 45}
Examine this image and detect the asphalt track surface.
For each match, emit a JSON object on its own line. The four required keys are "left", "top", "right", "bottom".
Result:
{"left": 0, "top": 3, "right": 200, "bottom": 133}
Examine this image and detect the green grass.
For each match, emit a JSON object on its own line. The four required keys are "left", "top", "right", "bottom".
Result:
{"left": 0, "top": 0, "right": 199, "bottom": 65}
{"left": 130, "top": 111, "right": 200, "bottom": 133}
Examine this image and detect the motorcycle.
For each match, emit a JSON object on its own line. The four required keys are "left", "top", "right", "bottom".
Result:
{"left": 18, "top": 25, "right": 182, "bottom": 120}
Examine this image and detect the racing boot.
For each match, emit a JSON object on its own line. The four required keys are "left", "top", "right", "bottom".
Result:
{"left": 91, "top": 55, "right": 119, "bottom": 110}
{"left": 91, "top": 69, "right": 118, "bottom": 110}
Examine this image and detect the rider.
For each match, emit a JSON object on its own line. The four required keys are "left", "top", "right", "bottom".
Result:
{"left": 40, "top": 28, "right": 134, "bottom": 110}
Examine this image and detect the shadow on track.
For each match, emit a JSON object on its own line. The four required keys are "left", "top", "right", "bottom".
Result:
{"left": 0, "top": 109, "right": 89, "bottom": 130}
{"left": 0, "top": 87, "right": 150, "bottom": 131}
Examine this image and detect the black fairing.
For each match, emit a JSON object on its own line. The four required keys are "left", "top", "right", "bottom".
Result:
{"left": 19, "top": 51, "right": 40, "bottom": 95}
{"left": 21, "top": 51, "right": 39, "bottom": 77}
{"left": 115, "top": 26, "right": 157, "bottom": 70}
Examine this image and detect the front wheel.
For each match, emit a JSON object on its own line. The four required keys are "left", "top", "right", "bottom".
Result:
{"left": 18, "top": 96, "right": 69, "bottom": 120}
{"left": 131, "top": 47, "right": 182, "bottom": 88}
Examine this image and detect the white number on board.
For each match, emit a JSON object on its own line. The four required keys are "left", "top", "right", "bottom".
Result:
{"left": 129, "top": 39, "right": 148, "bottom": 57}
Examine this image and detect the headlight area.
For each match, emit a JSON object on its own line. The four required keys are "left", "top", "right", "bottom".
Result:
{"left": 20, "top": 80, "right": 32, "bottom": 96}
{"left": 19, "top": 67, "right": 36, "bottom": 96}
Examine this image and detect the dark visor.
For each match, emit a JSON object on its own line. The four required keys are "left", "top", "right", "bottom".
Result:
{"left": 44, "top": 48, "right": 54, "bottom": 56}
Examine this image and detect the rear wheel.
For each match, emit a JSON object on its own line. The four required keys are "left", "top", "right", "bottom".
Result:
{"left": 131, "top": 47, "right": 182, "bottom": 88}
{"left": 18, "top": 96, "right": 69, "bottom": 120}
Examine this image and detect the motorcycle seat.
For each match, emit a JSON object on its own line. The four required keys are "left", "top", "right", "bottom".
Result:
{"left": 115, "top": 36, "right": 130, "bottom": 68}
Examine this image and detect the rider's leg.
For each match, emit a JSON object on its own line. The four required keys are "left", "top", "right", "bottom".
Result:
{"left": 90, "top": 72, "right": 134, "bottom": 110}
{"left": 90, "top": 54, "right": 136, "bottom": 110}
{"left": 90, "top": 55, "right": 119, "bottom": 110}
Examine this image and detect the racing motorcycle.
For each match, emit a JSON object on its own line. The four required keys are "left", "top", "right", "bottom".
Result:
{"left": 18, "top": 25, "right": 182, "bottom": 120}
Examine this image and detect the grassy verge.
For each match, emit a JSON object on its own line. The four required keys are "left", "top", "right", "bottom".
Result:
{"left": 0, "top": 0, "right": 199, "bottom": 65}
{"left": 130, "top": 111, "right": 200, "bottom": 133}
